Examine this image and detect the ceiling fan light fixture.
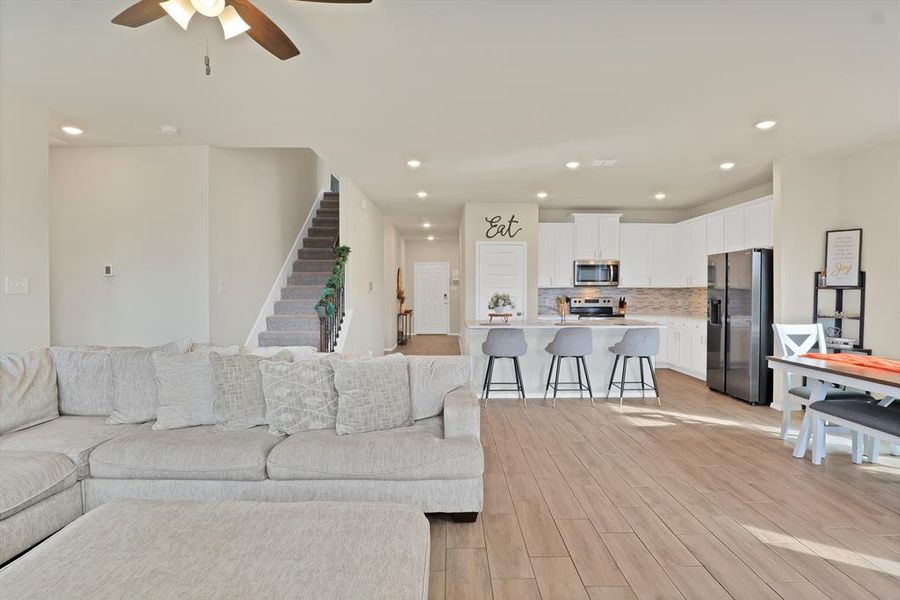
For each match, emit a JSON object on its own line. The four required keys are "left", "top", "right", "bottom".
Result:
{"left": 160, "top": 0, "right": 195, "bottom": 30}
{"left": 191, "top": 0, "right": 225, "bottom": 18}
{"left": 219, "top": 6, "right": 251, "bottom": 40}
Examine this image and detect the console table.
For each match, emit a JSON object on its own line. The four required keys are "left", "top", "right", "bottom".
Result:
{"left": 397, "top": 310, "right": 413, "bottom": 346}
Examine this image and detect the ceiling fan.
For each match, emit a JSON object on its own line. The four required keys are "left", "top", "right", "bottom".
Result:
{"left": 112, "top": 0, "right": 371, "bottom": 60}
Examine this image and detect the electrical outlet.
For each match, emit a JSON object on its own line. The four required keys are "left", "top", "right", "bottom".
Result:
{"left": 4, "top": 276, "right": 29, "bottom": 295}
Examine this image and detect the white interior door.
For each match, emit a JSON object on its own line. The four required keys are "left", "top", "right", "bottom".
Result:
{"left": 476, "top": 242, "right": 526, "bottom": 320}
{"left": 413, "top": 262, "right": 450, "bottom": 334}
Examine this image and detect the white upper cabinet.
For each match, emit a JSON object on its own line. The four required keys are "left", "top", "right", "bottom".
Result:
{"left": 538, "top": 223, "right": 574, "bottom": 288}
{"left": 571, "top": 213, "right": 621, "bottom": 260}
{"left": 743, "top": 197, "right": 773, "bottom": 248}
{"left": 618, "top": 224, "right": 651, "bottom": 287}
{"left": 674, "top": 219, "right": 707, "bottom": 287}
{"left": 706, "top": 213, "right": 725, "bottom": 255}
{"left": 724, "top": 208, "right": 745, "bottom": 253}
{"left": 649, "top": 225, "right": 679, "bottom": 287}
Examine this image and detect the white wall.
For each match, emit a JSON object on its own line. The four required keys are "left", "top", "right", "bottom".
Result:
{"left": 383, "top": 223, "right": 405, "bottom": 350}
{"left": 0, "top": 91, "right": 50, "bottom": 353}
{"left": 49, "top": 146, "right": 211, "bottom": 346}
{"left": 771, "top": 140, "right": 900, "bottom": 405}
{"left": 405, "top": 238, "right": 461, "bottom": 335}
{"left": 339, "top": 179, "right": 386, "bottom": 356}
{"left": 209, "top": 148, "right": 319, "bottom": 345}
{"left": 837, "top": 139, "right": 900, "bottom": 359}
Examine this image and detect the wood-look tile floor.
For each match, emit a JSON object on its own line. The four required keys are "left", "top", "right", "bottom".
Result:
{"left": 428, "top": 370, "right": 900, "bottom": 600}
{"left": 393, "top": 335, "right": 462, "bottom": 356}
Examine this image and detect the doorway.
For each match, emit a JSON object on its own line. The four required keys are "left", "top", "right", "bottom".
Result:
{"left": 414, "top": 262, "right": 450, "bottom": 334}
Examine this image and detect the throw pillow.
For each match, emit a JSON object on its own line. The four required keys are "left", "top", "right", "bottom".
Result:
{"left": 330, "top": 353, "right": 413, "bottom": 435}
{"left": 243, "top": 345, "right": 317, "bottom": 364}
{"left": 0, "top": 349, "right": 59, "bottom": 435}
{"left": 49, "top": 348, "right": 114, "bottom": 416}
{"left": 210, "top": 350, "right": 292, "bottom": 432}
{"left": 407, "top": 356, "right": 471, "bottom": 420}
{"left": 106, "top": 338, "right": 193, "bottom": 425}
{"left": 259, "top": 355, "right": 338, "bottom": 435}
{"left": 153, "top": 352, "right": 219, "bottom": 430}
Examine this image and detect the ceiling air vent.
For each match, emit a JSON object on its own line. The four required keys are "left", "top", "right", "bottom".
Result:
{"left": 590, "top": 159, "right": 619, "bottom": 168}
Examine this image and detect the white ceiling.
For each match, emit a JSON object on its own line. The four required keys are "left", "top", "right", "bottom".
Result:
{"left": 2, "top": 1, "right": 898, "bottom": 240}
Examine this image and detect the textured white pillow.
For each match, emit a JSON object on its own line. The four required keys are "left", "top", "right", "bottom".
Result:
{"left": 260, "top": 356, "right": 338, "bottom": 435}
{"left": 0, "top": 349, "right": 59, "bottom": 435}
{"left": 330, "top": 353, "right": 413, "bottom": 436}
{"left": 107, "top": 338, "right": 193, "bottom": 425}
{"left": 152, "top": 352, "right": 218, "bottom": 430}
{"left": 243, "top": 346, "right": 317, "bottom": 364}
{"left": 210, "top": 350, "right": 292, "bottom": 432}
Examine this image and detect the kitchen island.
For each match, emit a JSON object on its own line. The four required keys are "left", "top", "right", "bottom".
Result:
{"left": 464, "top": 318, "right": 667, "bottom": 399}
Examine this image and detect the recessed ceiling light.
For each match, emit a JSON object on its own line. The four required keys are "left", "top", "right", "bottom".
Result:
{"left": 416, "top": 191, "right": 428, "bottom": 199}
{"left": 61, "top": 126, "right": 83, "bottom": 136}
{"left": 755, "top": 120, "right": 777, "bottom": 130}
{"left": 536, "top": 191, "right": 548, "bottom": 200}
{"left": 654, "top": 192, "right": 667, "bottom": 200}
{"left": 160, "top": 124, "right": 179, "bottom": 136}
{"left": 565, "top": 161, "right": 581, "bottom": 170}
{"left": 427, "top": 235, "right": 435, "bottom": 241}
{"left": 422, "top": 222, "right": 432, "bottom": 229}
{"left": 406, "top": 159, "right": 422, "bottom": 169}
{"left": 719, "top": 161, "right": 736, "bottom": 171}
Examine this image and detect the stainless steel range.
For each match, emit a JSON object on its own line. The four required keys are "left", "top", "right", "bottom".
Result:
{"left": 568, "top": 297, "right": 624, "bottom": 319}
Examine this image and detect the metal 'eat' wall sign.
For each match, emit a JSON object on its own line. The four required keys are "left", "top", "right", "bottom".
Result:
{"left": 484, "top": 215, "right": 523, "bottom": 239}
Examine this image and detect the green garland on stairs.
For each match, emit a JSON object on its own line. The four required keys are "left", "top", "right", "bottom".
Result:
{"left": 317, "top": 245, "right": 351, "bottom": 318}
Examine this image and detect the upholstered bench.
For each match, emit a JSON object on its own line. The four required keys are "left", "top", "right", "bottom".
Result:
{"left": 0, "top": 499, "right": 430, "bottom": 599}
{"left": 807, "top": 399, "right": 900, "bottom": 465}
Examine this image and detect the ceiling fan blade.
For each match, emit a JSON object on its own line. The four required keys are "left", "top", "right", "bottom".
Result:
{"left": 111, "top": 0, "right": 168, "bottom": 27}
{"left": 227, "top": 0, "right": 300, "bottom": 60}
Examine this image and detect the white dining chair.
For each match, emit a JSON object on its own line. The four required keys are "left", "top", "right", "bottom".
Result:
{"left": 772, "top": 323, "right": 870, "bottom": 440}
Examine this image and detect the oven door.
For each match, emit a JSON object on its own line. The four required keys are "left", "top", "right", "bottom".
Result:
{"left": 574, "top": 261, "right": 620, "bottom": 287}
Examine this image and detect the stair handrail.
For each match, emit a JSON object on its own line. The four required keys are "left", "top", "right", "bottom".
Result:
{"left": 317, "top": 244, "right": 350, "bottom": 353}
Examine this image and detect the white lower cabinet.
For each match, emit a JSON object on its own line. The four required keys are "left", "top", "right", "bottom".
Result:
{"left": 632, "top": 315, "right": 706, "bottom": 380}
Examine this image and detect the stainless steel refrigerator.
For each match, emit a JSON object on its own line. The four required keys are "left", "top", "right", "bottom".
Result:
{"left": 707, "top": 249, "right": 773, "bottom": 405}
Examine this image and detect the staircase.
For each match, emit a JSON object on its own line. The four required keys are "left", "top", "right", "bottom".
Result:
{"left": 258, "top": 191, "right": 340, "bottom": 347}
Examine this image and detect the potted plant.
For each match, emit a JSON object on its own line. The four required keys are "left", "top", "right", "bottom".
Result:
{"left": 488, "top": 293, "right": 515, "bottom": 314}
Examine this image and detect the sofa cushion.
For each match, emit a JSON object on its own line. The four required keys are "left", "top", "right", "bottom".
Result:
{"left": 0, "top": 416, "right": 149, "bottom": 479}
{"left": 107, "top": 338, "right": 193, "bottom": 425}
{"left": 0, "top": 451, "right": 78, "bottom": 520}
{"left": 407, "top": 356, "right": 470, "bottom": 420}
{"left": 266, "top": 416, "right": 483, "bottom": 481}
{"left": 331, "top": 353, "right": 413, "bottom": 436}
{"left": 49, "top": 348, "right": 114, "bottom": 416}
{"left": 260, "top": 356, "right": 339, "bottom": 435}
{"left": 0, "top": 349, "right": 59, "bottom": 435}
{"left": 210, "top": 350, "right": 292, "bottom": 432}
{"left": 89, "top": 426, "right": 283, "bottom": 481}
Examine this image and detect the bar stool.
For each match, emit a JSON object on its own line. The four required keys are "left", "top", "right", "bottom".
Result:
{"left": 605, "top": 329, "right": 661, "bottom": 407}
{"left": 544, "top": 327, "right": 594, "bottom": 407}
{"left": 481, "top": 328, "right": 527, "bottom": 404}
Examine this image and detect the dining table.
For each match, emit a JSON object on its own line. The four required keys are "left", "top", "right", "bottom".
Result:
{"left": 767, "top": 354, "right": 900, "bottom": 459}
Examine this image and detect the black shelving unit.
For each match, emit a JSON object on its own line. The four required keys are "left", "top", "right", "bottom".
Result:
{"left": 812, "top": 271, "right": 871, "bottom": 355}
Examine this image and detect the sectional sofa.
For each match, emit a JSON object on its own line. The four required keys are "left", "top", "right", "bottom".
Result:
{"left": 0, "top": 348, "right": 483, "bottom": 565}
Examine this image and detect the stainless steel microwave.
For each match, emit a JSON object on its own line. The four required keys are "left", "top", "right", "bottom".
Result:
{"left": 574, "top": 259, "right": 620, "bottom": 287}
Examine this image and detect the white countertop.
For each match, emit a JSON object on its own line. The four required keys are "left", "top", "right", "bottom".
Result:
{"left": 466, "top": 318, "right": 665, "bottom": 330}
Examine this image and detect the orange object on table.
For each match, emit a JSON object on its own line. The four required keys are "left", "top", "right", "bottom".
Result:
{"left": 802, "top": 353, "right": 900, "bottom": 374}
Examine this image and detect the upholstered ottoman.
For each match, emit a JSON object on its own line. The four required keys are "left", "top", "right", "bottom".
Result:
{"left": 0, "top": 499, "right": 430, "bottom": 599}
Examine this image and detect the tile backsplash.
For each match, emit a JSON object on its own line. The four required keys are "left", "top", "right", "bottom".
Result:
{"left": 538, "top": 287, "right": 707, "bottom": 318}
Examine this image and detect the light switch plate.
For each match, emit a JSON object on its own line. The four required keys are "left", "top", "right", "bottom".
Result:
{"left": 4, "top": 276, "right": 29, "bottom": 295}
